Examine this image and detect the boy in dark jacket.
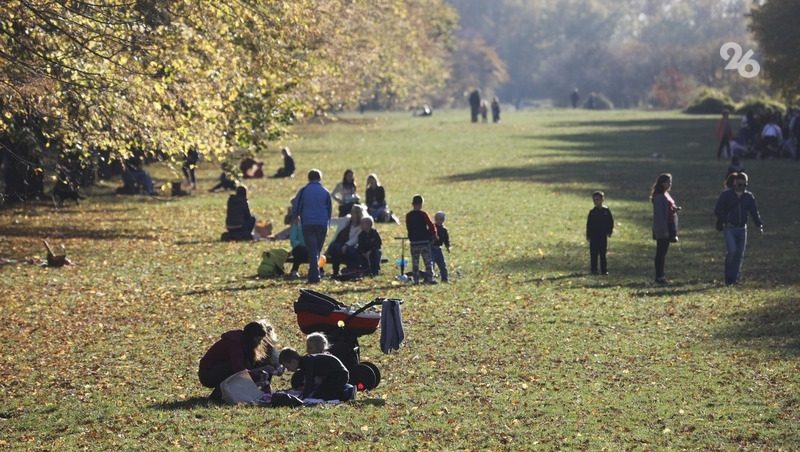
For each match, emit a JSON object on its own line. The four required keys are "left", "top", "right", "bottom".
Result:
{"left": 280, "top": 348, "right": 351, "bottom": 401}
{"left": 357, "top": 216, "right": 382, "bottom": 276}
{"left": 713, "top": 172, "right": 763, "bottom": 285}
{"left": 586, "top": 191, "right": 614, "bottom": 275}
{"left": 405, "top": 195, "right": 438, "bottom": 284}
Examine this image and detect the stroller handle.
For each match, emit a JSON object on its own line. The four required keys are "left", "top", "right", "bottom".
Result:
{"left": 345, "top": 297, "right": 403, "bottom": 323}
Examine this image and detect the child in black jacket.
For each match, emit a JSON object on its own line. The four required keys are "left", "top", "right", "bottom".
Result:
{"left": 431, "top": 211, "right": 450, "bottom": 282}
{"left": 586, "top": 191, "right": 614, "bottom": 275}
{"left": 357, "top": 216, "right": 382, "bottom": 276}
{"left": 279, "top": 348, "right": 350, "bottom": 401}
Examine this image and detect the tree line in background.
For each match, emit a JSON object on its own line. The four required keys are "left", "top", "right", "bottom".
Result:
{"left": 1, "top": 0, "right": 798, "bottom": 201}
{"left": 447, "top": 0, "right": 777, "bottom": 109}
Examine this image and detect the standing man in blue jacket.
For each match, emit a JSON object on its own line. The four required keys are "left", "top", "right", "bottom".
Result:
{"left": 714, "top": 172, "right": 763, "bottom": 285}
{"left": 292, "top": 169, "right": 332, "bottom": 283}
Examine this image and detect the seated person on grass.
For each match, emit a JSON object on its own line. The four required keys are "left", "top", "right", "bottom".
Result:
{"left": 279, "top": 347, "right": 351, "bottom": 401}
{"left": 273, "top": 147, "right": 295, "bottom": 178}
{"left": 119, "top": 154, "right": 155, "bottom": 195}
{"left": 326, "top": 204, "right": 365, "bottom": 277}
{"left": 365, "top": 173, "right": 397, "bottom": 223}
{"left": 209, "top": 164, "right": 238, "bottom": 192}
{"left": 225, "top": 186, "right": 256, "bottom": 240}
{"left": 357, "top": 216, "right": 382, "bottom": 276}
{"left": 199, "top": 320, "right": 281, "bottom": 401}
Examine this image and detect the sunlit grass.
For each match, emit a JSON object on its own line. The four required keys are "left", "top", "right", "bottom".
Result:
{"left": 1, "top": 109, "right": 798, "bottom": 449}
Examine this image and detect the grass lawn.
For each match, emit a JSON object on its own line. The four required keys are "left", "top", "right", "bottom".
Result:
{"left": 1, "top": 108, "right": 799, "bottom": 449}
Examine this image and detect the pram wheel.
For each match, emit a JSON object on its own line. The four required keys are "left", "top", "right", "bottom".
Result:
{"left": 350, "top": 364, "right": 378, "bottom": 391}
{"left": 361, "top": 361, "right": 381, "bottom": 388}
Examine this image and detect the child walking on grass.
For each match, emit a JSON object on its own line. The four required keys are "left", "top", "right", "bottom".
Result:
{"left": 405, "top": 195, "right": 438, "bottom": 284}
{"left": 586, "top": 191, "right": 614, "bottom": 275}
{"left": 431, "top": 211, "right": 450, "bottom": 282}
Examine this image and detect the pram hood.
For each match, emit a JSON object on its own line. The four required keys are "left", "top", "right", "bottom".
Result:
{"left": 294, "top": 289, "right": 347, "bottom": 315}
{"left": 294, "top": 289, "right": 380, "bottom": 336}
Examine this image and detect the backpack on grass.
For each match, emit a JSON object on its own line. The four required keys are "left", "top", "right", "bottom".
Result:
{"left": 257, "top": 248, "right": 289, "bottom": 277}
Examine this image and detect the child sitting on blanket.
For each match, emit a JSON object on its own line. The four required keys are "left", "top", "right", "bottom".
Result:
{"left": 279, "top": 347, "right": 350, "bottom": 401}
{"left": 306, "top": 332, "right": 330, "bottom": 354}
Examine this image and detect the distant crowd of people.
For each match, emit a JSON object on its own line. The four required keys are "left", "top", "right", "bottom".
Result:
{"left": 717, "top": 108, "right": 800, "bottom": 160}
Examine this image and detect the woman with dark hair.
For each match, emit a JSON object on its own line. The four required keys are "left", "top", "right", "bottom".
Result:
{"left": 651, "top": 173, "right": 680, "bottom": 284}
{"left": 331, "top": 169, "right": 359, "bottom": 217}
{"left": 273, "top": 147, "right": 295, "bottom": 178}
{"left": 198, "top": 320, "right": 280, "bottom": 400}
{"left": 365, "top": 173, "right": 394, "bottom": 222}
{"left": 225, "top": 186, "right": 256, "bottom": 240}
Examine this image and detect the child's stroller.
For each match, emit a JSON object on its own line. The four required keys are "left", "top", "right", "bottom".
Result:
{"left": 293, "top": 289, "right": 398, "bottom": 392}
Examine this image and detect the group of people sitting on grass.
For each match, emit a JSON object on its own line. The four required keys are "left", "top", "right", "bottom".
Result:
{"left": 238, "top": 147, "right": 297, "bottom": 180}
{"left": 718, "top": 108, "right": 800, "bottom": 160}
{"left": 220, "top": 165, "right": 452, "bottom": 283}
{"left": 199, "top": 320, "right": 354, "bottom": 404}
{"left": 329, "top": 169, "right": 398, "bottom": 223}
{"left": 286, "top": 170, "right": 450, "bottom": 284}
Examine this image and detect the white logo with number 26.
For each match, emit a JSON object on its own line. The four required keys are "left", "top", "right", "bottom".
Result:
{"left": 720, "top": 42, "right": 760, "bottom": 79}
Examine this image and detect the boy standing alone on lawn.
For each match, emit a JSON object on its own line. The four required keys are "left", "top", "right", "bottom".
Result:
{"left": 586, "top": 191, "right": 614, "bottom": 275}
{"left": 405, "top": 194, "right": 438, "bottom": 284}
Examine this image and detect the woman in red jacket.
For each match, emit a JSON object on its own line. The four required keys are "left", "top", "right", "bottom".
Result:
{"left": 198, "top": 319, "right": 280, "bottom": 400}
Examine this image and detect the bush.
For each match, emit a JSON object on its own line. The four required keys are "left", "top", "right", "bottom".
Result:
{"left": 684, "top": 89, "right": 735, "bottom": 114}
{"left": 583, "top": 92, "right": 613, "bottom": 110}
{"left": 735, "top": 97, "right": 786, "bottom": 115}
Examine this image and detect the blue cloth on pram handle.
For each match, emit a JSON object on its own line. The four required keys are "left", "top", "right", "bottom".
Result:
{"left": 379, "top": 299, "right": 404, "bottom": 353}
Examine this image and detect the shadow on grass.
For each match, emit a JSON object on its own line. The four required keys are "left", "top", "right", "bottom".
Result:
{"left": 443, "top": 116, "right": 717, "bottom": 204}
{"left": 184, "top": 281, "right": 271, "bottom": 296}
{"left": 0, "top": 225, "right": 158, "bottom": 241}
{"left": 717, "top": 295, "right": 800, "bottom": 356}
{"left": 629, "top": 282, "right": 717, "bottom": 297}
{"left": 174, "top": 239, "right": 221, "bottom": 246}
{"left": 323, "top": 283, "right": 401, "bottom": 296}
{"left": 150, "top": 396, "right": 217, "bottom": 411}
{"left": 520, "top": 271, "right": 587, "bottom": 283}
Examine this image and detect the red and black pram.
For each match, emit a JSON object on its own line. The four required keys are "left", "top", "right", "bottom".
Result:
{"left": 293, "top": 289, "right": 401, "bottom": 391}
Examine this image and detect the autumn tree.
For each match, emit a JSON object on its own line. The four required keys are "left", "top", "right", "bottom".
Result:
{"left": 749, "top": 0, "right": 800, "bottom": 100}
{"left": 0, "top": 1, "right": 456, "bottom": 200}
